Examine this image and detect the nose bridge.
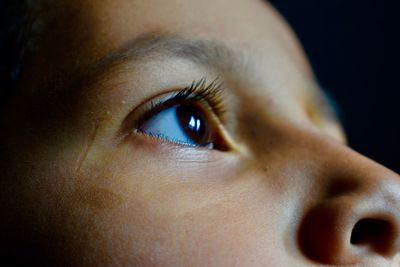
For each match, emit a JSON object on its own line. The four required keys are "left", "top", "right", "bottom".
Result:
{"left": 287, "top": 126, "right": 398, "bottom": 186}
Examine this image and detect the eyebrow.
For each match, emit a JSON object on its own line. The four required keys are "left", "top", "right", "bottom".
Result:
{"left": 79, "top": 32, "right": 244, "bottom": 88}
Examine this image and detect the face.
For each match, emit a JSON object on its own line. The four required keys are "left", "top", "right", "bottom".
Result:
{"left": 0, "top": 0, "right": 399, "bottom": 266}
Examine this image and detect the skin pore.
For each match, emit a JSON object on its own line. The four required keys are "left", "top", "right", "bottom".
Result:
{"left": 0, "top": 0, "right": 399, "bottom": 266}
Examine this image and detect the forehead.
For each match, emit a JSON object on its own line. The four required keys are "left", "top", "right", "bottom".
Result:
{"left": 20, "top": 0, "right": 312, "bottom": 96}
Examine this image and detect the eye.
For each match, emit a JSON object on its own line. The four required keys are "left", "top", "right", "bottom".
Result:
{"left": 132, "top": 78, "right": 231, "bottom": 150}
{"left": 138, "top": 103, "right": 217, "bottom": 148}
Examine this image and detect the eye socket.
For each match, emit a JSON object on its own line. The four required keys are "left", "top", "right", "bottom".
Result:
{"left": 134, "top": 79, "right": 229, "bottom": 150}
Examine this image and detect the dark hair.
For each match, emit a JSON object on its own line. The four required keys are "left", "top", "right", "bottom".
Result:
{"left": 0, "top": 0, "right": 44, "bottom": 104}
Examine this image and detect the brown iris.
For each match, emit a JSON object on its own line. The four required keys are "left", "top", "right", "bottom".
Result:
{"left": 176, "top": 104, "right": 212, "bottom": 146}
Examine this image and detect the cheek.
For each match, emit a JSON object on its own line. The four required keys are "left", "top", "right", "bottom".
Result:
{"left": 47, "top": 146, "right": 284, "bottom": 266}
{"left": 42, "top": 138, "right": 299, "bottom": 266}
{"left": 66, "top": 185, "right": 286, "bottom": 267}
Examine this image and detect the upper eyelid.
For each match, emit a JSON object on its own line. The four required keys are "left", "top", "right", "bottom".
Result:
{"left": 143, "top": 81, "right": 225, "bottom": 126}
{"left": 119, "top": 78, "right": 227, "bottom": 137}
{"left": 136, "top": 91, "right": 216, "bottom": 129}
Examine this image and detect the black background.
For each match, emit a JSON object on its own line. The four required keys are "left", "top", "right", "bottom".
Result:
{"left": 269, "top": 0, "right": 399, "bottom": 173}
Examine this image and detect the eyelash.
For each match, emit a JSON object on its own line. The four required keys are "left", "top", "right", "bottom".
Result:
{"left": 135, "top": 77, "right": 226, "bottom": 129}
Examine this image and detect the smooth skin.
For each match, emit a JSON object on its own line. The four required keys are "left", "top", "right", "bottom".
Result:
{"left": 0, "top": 0, "right": 399, "bottom": 266}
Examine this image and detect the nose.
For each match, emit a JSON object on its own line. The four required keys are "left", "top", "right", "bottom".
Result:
{"left": 297, "top": 138, "right": 400, "bottom": 265}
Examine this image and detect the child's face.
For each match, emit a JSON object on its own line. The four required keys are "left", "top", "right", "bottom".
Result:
{"left": 1, "top": 0, "right": 399, "bottom": 266}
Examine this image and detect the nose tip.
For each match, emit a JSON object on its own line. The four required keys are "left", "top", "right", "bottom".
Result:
{"left": 298, "top": 177, "right": 400, "bottom": 265}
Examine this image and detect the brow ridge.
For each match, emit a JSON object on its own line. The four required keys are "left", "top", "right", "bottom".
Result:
{"left": 84, "top": 32, "right": 240, "bottom": 85}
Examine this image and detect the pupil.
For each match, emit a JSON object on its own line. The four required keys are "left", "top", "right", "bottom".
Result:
{"left": 176, "top": 105, "right": 210, "bottom": 145}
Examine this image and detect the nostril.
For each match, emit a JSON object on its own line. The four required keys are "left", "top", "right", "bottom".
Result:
{"left": 350, "top": 218, "right": 396, "bottom": 255}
